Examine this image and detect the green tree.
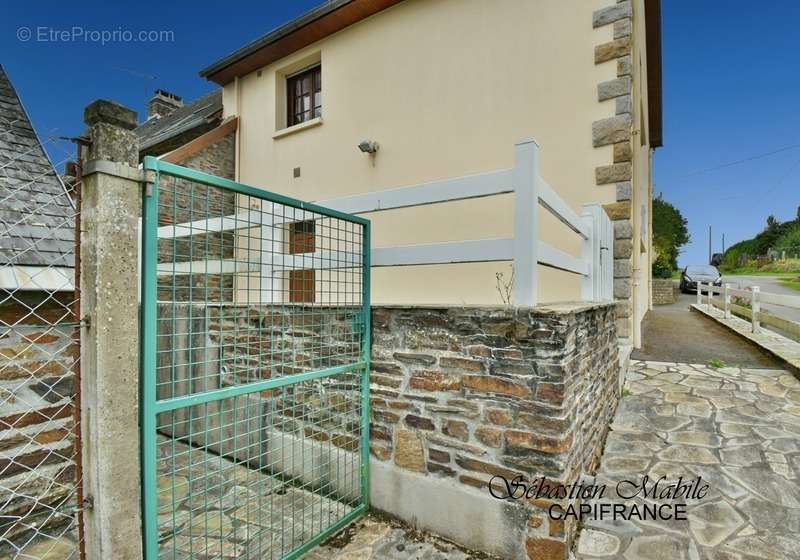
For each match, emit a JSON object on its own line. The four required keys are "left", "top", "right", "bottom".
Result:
{"left": 652, "top": 195, "right": 690, "bottom": 277}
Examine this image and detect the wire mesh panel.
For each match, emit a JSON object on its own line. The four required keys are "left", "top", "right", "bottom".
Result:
{"left": 141, "top": 158, "right": 370, "bottom": 560}
{"left": 0, "top": 115, "right": 85, "bottom": 560}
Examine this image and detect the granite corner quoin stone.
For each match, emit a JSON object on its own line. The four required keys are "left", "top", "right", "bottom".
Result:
{"left": 615, "top": 181, "right": 632, "bottom": 201}
{"left": 592, "top": 114, "right": 631, "bottom": 148}
{"left": 598, "top": 76, "right": 632, "bottom": 102}
{"left": 594, "top": 37, "right": 631, "bottom": 64}
{"left": 595, "top": 163, "right": 631, "bottom": 185}
{"left": 592, "top": 1, "right": 632, "bottom": 28}
{"left": 613, "top": 141, "right": 632, "bottom": 163}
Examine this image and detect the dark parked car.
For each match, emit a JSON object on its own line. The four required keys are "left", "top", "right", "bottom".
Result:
{"left": 680, "top": 265, "right": 722, "bottom": 293}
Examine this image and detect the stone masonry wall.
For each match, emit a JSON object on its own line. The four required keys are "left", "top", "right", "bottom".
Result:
{"left": 152, "top": 301, "right": 619, "bottom": 559}
{"left": 652, "top": 278, "right": 677, "bottom": 305}
{"left": 369, "top": 303, "right": 619, "bottom": 559}
{"left": 592, "top": 1, "right": 635, "bottom": 340}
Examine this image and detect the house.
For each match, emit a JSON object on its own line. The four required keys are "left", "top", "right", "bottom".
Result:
{"left": 136, "top": 88, "right": 231, "bottom": 167}
{"left": 196, "top": 0, "right": 662, "bottom": 349}
{"left": 0, "top": 64, "right": 79, "bottom": 552}
{"left": 130, "top": 2, "right": 662, "bottom": 558}
{"left": 201, "top": 0, "right": 662, "bottom": 346}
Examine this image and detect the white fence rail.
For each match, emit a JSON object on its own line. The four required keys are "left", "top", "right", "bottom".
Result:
{"left": 153, "top": 138, "right": 614, "bottom": 306}
{"left": 697, "top": 282, "right": 800, "bottom": 339}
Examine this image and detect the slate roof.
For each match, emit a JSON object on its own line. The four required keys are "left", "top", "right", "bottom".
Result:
{"left": 0, "top": 64, "right": 74, "bottom": 268}
{"left": 136, "top": 88, "right": 222, "bottom": 152}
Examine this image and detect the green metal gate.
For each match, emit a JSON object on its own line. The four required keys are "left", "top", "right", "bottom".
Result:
{"left": 140, "top": 157, "right": 371, "bottom": 559}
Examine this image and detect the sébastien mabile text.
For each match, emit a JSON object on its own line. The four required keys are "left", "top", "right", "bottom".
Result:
{"left": 489, "top": 475, "right": 710, "bottom": 521}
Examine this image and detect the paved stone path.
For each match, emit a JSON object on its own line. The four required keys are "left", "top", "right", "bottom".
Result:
{"left": 155, "top": 436, "right": 355, "bottom": 560}
{"left": 300, "top": 513, "right": 500, "bottom": 560}
{"left": 576, "top": 360, "right": 800, "bottom": 560}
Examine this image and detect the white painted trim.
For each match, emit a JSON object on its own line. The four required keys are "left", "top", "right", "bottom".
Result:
{"left": 604, "top": 213, "right": 614, "bottom": 300}
{"left": 271, "top": 117, "right": 323, "bottom": 139}
{"left": 156, "top": 260, "right": 259, "bottom": 276}
{"left": 259, "top": 201, "right": 283, "bottom": 304}
{"left": 754, "top": 290, "right": 800, "bottom": 309}
{"left": 0, "top": 266, "right": 74, "bottom": 291}
{"left": 157, "top": 210, "right": 263, "bottom": 239}
{"left": 511, "top": 139, "right": 539, "bottom": 306}
{"left": 319, "top": 169, "right": 514, "bottom": 215}
{"left": 271, "top": 250, "right": 363, "bottom": 270}
{"left": 539, "top": 180, "right": 589, "bottom": 239}
{"left": 538, "top": 241, "right": 589, "bottom": 276}
{"left": 372, "top": 238, "right": 513, "bottom": 267}
{"left": 580, "top": 210, "right": 597, "bottom": 300}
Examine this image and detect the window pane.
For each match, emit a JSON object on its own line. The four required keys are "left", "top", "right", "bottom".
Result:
{"left": 286, "top": 65, "right": 321, "bottom": 127}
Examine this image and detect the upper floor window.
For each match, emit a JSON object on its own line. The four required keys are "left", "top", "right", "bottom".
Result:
{"left": 287, "top": 65, "right": 321, "bottom": 126}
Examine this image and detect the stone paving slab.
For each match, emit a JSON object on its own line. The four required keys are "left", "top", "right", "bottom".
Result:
{"left": 300, "top": 513, "right": 502, "bottom": 560}
{"left": 155, "top": 436, "right": 356, "bottom": 560}
{"left": 575, "top": 360, "right": 800, "bottom": 560}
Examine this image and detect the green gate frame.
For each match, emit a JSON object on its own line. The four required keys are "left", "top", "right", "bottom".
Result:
{"left": 140, "top": 157, "right": 371, "bottom": 559}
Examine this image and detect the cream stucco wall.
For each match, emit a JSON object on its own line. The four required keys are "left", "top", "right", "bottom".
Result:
{"left": 630, "top": 0, "right": 654, "bottom": 345}
{"left": 223, "top": 0, "right": 634, "bottom": 305}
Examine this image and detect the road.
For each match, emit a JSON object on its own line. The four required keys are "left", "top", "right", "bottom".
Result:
{"left": 720, "top": 274, "right": 800, "bottom": 323}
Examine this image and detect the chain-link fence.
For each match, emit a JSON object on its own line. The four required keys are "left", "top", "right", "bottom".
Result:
{"left": 0, "top": 98, "right": 84, "bottom": 560}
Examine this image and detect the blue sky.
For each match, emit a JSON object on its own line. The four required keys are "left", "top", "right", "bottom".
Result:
{"left": 657, "top": 1, "right": 800, "bottom": 265}
{"left": 2, "top": 0, "right": 799, "bottom": 267}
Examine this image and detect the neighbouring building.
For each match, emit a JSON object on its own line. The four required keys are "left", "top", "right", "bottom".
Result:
{"left": 0, "top": 64, "right": 79, "bottom": 552}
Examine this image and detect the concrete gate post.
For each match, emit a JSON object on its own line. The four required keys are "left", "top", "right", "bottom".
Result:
{"left": 79, "top": 99, "right": 143, "bottom": 559}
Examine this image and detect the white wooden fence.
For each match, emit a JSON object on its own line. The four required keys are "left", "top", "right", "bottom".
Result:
{"left": 697, "top": 281, "right": 800, "bottom": 339}
{"left": 152, "top": 138, "right": 614, "bottom": 306}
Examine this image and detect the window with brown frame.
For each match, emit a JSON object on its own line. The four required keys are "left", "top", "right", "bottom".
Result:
{"left": 287, "top": 65, "right": 321, "bottom": 127}
{"left": 288, "top": 220, "right": 315, "bottom": 254}
{"left": 288, "top": 220, "right": 315, "bottom": 303}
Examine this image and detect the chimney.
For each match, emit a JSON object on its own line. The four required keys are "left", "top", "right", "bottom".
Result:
{"left": 147, "top": 89, "right": 183, "bottom": 119}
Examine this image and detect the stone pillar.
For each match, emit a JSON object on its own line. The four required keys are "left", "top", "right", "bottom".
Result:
{"left": 80, "top": 100, "right": 143, "bottom": 559}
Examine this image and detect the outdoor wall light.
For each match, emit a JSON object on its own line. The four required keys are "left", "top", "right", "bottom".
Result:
{"left": 358, "top": 139, "right": 379, "bottom": 154}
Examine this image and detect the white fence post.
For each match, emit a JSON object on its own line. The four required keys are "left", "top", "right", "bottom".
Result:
{"left": 580, "top": 203, "right": 605, "bottom": 302}
{"left": 697, "top": 282, "right": 702, "bottom": 306}
{"left": 259, "top": 201, "right": 284, "bottom": 304}
{"left": 512, "top": 139, "right": 540, "bottom": 306}
{"left": 707, "top": 282, "right": 713, "bottom": 308}
{"left": 751, "top": 286, "right": 761, "bottom": 333}
{"left": 724, "top": 283, "right": 731, "bottom": 318}
{"left": 604, "top": 213, "right": 613, "bottom": 300}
